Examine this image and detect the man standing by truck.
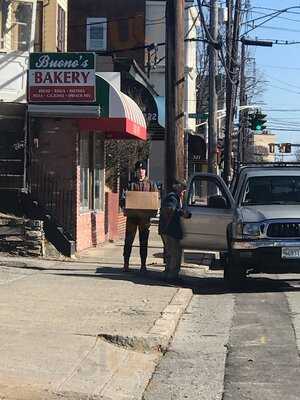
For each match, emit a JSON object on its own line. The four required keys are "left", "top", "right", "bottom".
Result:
{"left": 122, "top": 160, "right": 158, "bottom": 273}
{"left": 159, "top": 180, "right": 188, "bottom": 282}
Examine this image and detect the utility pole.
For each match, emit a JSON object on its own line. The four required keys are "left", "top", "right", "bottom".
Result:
{"left": 238, "top": 37, "right": 272, "bottom": 164}
{"left": 165, "top": 0, "right": 185, "bottom": 192}
{"left": 224, "top": 0, "right": 241, "bottom": 184}
{"left": 224, "top": 0, "right": 233, "bottom": 182}
{"left": 238, "top": 39, "right": 246, "bottom": 165}
{"left": 208, "top": 0, "right": 218, "bottom": 174}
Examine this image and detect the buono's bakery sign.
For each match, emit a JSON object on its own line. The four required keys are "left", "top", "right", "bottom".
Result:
{"left": 28, "top": 53, "right": 95, "bottom": 102}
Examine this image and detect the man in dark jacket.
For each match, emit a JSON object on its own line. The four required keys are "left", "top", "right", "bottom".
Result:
{"left": 159, "top": 180, "right": 188, "bottom": 281}
{"left": 122, "top": 160, "right": 158, "bottom": 273}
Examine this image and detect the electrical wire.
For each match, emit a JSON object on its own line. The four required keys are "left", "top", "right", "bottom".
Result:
{"left": 249, "top": 10, "right": 300, "bottom": 24}
{"left": 266, "top": 83, "right": 300, "bottom": 95}
{"left": 185, "top": 10, "right": 200, "bottom": 39}
{"left": 242, "top": 6, "right": 300, "bottom": 37}
{"left": 69, "top": 14, "right": 165, "bottom": 29}
{"left": 251, "top": 25, "right": 300, "bottom": 34}
{"left": 264, "top": 74, "right": 300, "bottom": 91}
{"left": 259, "top": 64, "right": 300, "bottom": 71}
{"left": 252, "top": 6, "right": 300, "bottom": 16}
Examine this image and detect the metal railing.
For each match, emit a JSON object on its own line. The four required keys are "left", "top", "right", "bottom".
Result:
{"left": 29, "top": 163, "right": 74, "bottom": 238}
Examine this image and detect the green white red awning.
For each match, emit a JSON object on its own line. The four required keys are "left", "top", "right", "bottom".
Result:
{"left": 77, "top": 75, "right": 147, "bottom": 140}
{"left": 28, "top": 74, "right": 147, "bottom": 141}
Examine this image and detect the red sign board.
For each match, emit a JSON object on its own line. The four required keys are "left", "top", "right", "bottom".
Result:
{"left": 28, "top": 53, "right": 95, "bottom": 103}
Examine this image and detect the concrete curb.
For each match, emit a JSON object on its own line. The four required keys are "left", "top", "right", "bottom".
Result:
{"left": 148, "top": 288, "right": 193, "bottom": 350}
{"left": 98, "top": 288, "right": 193, "bottom": 354}
{"left": 95, "top": 288, "right": 193, "bottom": 400}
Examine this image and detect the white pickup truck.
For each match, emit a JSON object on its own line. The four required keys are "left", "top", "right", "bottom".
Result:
{"left": 181, "top": 164, "right": 300, "bottom": 287}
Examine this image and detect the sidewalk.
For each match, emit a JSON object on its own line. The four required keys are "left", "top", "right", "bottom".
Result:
{"left": 0, "top": 228, "right": 194, "bottom": 400}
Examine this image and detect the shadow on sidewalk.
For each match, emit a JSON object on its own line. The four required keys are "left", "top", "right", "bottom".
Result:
{"left": 50, "top": 267, "right": 300, "bottom": 296}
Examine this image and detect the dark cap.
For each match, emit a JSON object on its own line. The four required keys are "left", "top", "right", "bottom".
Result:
{"left": 135, "top": 160, "right": 147, "bottom": 170}
{"left": 172, "top": 179, "right": 187, "bottom": 191}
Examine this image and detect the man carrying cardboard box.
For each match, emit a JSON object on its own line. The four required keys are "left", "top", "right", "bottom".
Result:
{"left": 122, "top": 160, "right": 158, "bottom": 273}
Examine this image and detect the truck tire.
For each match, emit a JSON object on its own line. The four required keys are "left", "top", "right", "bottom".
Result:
{"left": 224, "top": 250, "right": 246, "bottom": 289}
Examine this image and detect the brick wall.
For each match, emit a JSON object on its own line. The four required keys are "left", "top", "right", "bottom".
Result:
{"left": 68, "top": 0, "right": 146, "bottom": 69}
{"left": 105, "top": 192, "right": 126, "bottom": 241}
{"left": 29, "top": 117, "right": 125, "bottom": 253}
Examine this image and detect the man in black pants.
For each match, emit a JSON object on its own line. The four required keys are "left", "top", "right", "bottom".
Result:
{"left": 159, "top": 180, "right": 188, "bottom": 281}
{"left": 122, "top": 161, "right": 158, "bottom": 273}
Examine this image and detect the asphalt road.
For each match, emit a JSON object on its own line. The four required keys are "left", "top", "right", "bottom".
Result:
{"left": 143, "top": 271, "right": 300, "bottom": 400}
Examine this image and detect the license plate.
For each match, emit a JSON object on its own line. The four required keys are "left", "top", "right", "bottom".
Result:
{"left": 282, "top": 247, "right": 300, "bottom": 259}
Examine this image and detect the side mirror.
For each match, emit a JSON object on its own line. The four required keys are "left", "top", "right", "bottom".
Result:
{"left": 207, "top": 195, "right": 228, "bottom": 209}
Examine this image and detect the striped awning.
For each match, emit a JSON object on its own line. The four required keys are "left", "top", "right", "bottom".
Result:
{"left": 77, "top": 74, "right": 147, "bottom": 140}
{"left": 28, "top": 75, "right": 147, "bottom": 141}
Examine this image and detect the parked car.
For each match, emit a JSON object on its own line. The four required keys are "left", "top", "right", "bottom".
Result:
{"left": 181, "top": 164, "right": 300, "bottom": 287}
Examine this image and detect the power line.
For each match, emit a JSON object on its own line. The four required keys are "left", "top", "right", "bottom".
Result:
{"left": 250, "top": 10, "right": 300, "bottom": 23}
{"left": 268, "top": 127, "right": 300, "bottom": 132}
{"left": 69, "top": 14, "right": 165, "bottom": 29}
{"left": 266, "top": 83, "right": 300, "bottom": 95}
{"left": 264, "top": 108, "right": 300, "bottom": 112}
{"left": 258, "top": 64, "right": 300, "bottom": 71}
{"left": 242, "top": 6, "right": 300, "bottom": 37}
{"left": 252, "top": 25, "right": 300, "bottom": 33}
{"left": 252, "top": 6, "right": 300, "bottom": 16}
{"left": 264, "top": 74, "right": 300, "bottom": 91}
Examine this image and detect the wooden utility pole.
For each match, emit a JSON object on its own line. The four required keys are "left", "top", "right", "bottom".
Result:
{"left": 224, "top": 0, "right": 241, "bottom": 184}
{"left": 165, "top": 0, "right": 185, "bottom": 192}
{"left": 208, "top": 0, "right": 218, "bottom": 174}
{"left": 238, "top": 39, "right": 246, "bottom": 165}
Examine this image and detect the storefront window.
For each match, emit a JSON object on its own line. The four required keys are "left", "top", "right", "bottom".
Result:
{"left": 80, "top": 133, "right": 89, "bottom": 210}
{"left": 94, "top": 136, "right": 104, "bottom": 210}
{"left": 80, "top": 133, "right": 104, "bottom": 211}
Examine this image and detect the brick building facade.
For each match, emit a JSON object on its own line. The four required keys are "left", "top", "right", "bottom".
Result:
{"left": 28, "top": 62, "right": 146, "bottom": 253}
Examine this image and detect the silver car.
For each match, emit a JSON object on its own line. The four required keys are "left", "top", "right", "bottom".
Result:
{"left": 181, "top": 166, "right": 300, "bottom": 286}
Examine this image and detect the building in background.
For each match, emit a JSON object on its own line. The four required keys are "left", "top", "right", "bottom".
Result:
{"left": 145, "top": 0, "right": 199, "bottom": 184}
{"left": 0, "top": 0, "right": 68, "bottom": 193}
{"left": 68, "top": 0, "right": 146, "bottom": 69}
{"left": 68, "top": 0, "right": 199, "bottom": 187}
{"left": 245, "top": 133, "right": 277, "bottom": 163}
{"left": 27, "top": 52, "right": 147, "bottom": 253}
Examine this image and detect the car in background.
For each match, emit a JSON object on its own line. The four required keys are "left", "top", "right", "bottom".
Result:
{"left": 181, "top": 164, "right": 300, "bottom": 287}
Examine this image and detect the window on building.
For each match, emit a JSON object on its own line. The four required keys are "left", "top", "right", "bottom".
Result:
{"left": 80, "top": 133, "right": 105, "bottom": 211}
{"left": 0, "top": 0, "right": 4, "bottom": 49}
{"left": 57, "top": 5, "right": 65, "bottom": 52}
{"left": 34, "top": 1, "right": 43, "bottom": 52}
{"left": 86, "top": 17, "right": 107, "bottom": 51}
{"left": 13, "top": 1, "right": 33, "bottom": 51}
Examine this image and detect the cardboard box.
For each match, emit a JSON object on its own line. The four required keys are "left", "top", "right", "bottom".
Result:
{"left": 125, "top": 191, "right": 159, "bottom": 218}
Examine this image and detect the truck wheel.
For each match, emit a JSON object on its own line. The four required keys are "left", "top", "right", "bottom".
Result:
{"left": 224, "top": 251, "right": 246, "bottom": 289}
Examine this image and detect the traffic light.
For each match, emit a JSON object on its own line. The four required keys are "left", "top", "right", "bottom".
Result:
{"left": 248, "top": 110, "right": 267, "bottom": 131}
{"left": 285, "top": 143, "right": 292, "bottom": 153}
{"left": 279, "top": 143, "right": 292, "bottom": 153}
{"left": 248, "top": 114, "right": 255, "bottom": 131}
{"left": 279, "top": 144, "right": 286, "bottom": 153}
{"left": 269, "top": 143, "right": 275, "bottom": 153}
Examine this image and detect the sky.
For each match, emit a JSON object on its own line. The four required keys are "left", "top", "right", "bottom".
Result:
{"left": 246, "top": 0, "right": 300, "bottom": 148}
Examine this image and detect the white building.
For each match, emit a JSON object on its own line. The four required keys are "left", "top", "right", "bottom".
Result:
{"left": 145, "top": 0, "right": 199, "bottom": 184}
{"left": 246, "top": 133, "right": 277, "bottom": 163}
